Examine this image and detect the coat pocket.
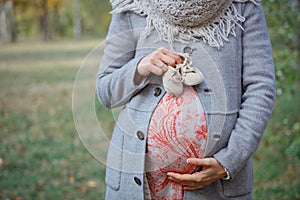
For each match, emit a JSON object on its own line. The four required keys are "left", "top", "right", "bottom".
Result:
{"left": 221, "top": 159, "right": 253, "bottom": 197}
{"left": 105, "top": 125, "right": 124, "bottom": 190}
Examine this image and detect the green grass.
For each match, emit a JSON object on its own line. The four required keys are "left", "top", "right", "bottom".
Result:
{"left": 0, "top": 40, "right": 107, "bottom": 200}
{"left": 0, "top": 40, "right": 299, "bottom": 200}
{"left": 253, "top": 90, "right": 300, "bottom": 200}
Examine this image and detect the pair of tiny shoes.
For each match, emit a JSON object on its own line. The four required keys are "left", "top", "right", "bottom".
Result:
{"left": 162, "top": 66, "right": 183, "bottom": 97}
{"left": 162, "top": 53, "right": 204, "bottom": 97}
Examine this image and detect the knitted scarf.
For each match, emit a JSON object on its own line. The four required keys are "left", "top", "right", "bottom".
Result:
{"left": 110, "top": 0, "right": 260, "bottom": 49}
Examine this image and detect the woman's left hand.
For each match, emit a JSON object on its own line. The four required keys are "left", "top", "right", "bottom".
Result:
{"left": 167, "top": 158, "right": 227, "bottom": 190}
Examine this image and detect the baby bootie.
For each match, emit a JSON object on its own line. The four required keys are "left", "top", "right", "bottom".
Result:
{"left": 181, "top": 66, "right": 204, "bottom": 86}
{"left": 179, "top": 53, "right": 204, "bottom": 86}
{"left": 162, "top": 53, "right": 204, "bottom": 97}
{"left": 162, "top": 66, "right": 183, "bottom": 97}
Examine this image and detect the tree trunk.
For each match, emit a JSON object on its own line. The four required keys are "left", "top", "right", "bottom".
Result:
{"left": 0, "top": 9, "right": 7, "bottom": 41}
{"left": 73, "top": 0, "right": 81, "bottom": 39}
{"left": 52, "top": 4, "right": 59, "bottom": 38}
{"left": 39, "top": 0, "right": 48, "bottom": 41}
{"left": 9, "top": 9, "right": 17, "bottom": 42}
{"left": 1, "top": 1, "right": 14, "bottom": 42}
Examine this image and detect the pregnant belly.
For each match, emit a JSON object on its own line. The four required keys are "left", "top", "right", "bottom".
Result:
{"left": 145, "top": 86, "right": 207, "bottom": 199}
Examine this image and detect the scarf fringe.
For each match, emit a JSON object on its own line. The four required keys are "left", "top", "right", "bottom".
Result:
{"left": 110, "top": 0, "right": 261, "bottom": 49}
{"left": 234, "top": 0, "right": 260, "bottom": 5}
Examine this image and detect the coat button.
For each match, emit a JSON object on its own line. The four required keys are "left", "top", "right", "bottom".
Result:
{"left": 213, "top": 134, "right": 221, "bottom": 140}
{"left": 134, "top": 177, "right": 142, "bottom": 186}
{"left": 203, "top": 88, "right": 212, "bottom": 93}
{"left": 154, "top": 87, "right": 162, "bottom": 97}
{"left": 136, "top": 131, "right": 145, "bottom": 140}
{"left": 183, "top": 46, "right": 192, "bottom": 54}
{"left": 183, "top": 46, "right": 197, "bottom": 54}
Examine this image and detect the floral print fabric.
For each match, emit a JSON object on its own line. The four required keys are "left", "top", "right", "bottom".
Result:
{"left": 145, "top": 86, "right": 208, "bottom": 200}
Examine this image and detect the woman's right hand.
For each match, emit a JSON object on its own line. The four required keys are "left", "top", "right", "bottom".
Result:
{"left": 136, "top": 47, "right": 183, "bottom": 77}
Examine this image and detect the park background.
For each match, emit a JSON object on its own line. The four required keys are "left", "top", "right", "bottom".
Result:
{"left": 0, "top": 0, "right": 299, "bottom": 199}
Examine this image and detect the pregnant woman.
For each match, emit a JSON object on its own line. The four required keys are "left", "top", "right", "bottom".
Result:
{"left": 96, "top": 0, "right": 276, "bottom": 199}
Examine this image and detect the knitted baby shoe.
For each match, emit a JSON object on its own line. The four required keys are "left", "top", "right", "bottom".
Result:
{"left": 179, "top": 53, "right": 204, "bottom": 86}
{"left": 162, "top": 66, "right": 184, "bottom": 97}
{"left": 181, "top": 65, "right": 204, "bottom": 86}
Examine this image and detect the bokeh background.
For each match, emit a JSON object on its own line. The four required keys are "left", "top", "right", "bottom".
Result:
{"left": 0, "top": 0, "right": 299, "bottom": 199}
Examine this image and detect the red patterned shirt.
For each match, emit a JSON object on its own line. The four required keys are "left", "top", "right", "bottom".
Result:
{"left": 145, "top": 86, "right": 208, "bottom": 200}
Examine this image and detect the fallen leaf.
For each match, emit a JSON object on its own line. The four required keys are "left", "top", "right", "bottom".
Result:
{"left": 68, "top": 176, "right": 75, "bottom": 184}
{"left": 87, "top": 180, "right": 97, "bottom": 188}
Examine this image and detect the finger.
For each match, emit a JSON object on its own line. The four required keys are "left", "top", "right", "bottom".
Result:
{"left": 149, "top": 65, "right": 164, "bottom": 76}
{"left": 151, "top": 59, "right": 168, "bottom": 73}
{"left": 169, "top": 175, "right": 207, "bottom": 188}
{"left": 158, "top": 47, "right": 183, "bottom": 64}
{"left": 168, "top": 176, "right": 195, "bottom": 186}
{"left": 163, "top": 51, "right": 183, "bottom": 64}
{"left": 159, "top": 63, "right": 168, "bottom": 73}
{"left": 167, "top": 172, "right": 198, "bottom": 182}
{"left": 186, "top": 158, "right": 212, "bottom": 167}
{"left": 183, "top": 185, "right": 205, "bottom": 190}
{"left": 160, "top": 54, "right": 176, "bottom": 67}
{"left": 155, "top": 61, "right": 168, "bottom": 72}
{"left": 184, "top": 179, "right": 215, "bottom": 190}
{"left": 167, "top": 176, "right": 177, "bottom": 182}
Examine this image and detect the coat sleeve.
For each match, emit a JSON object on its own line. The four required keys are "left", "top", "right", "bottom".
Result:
{"left": 96, "top": 12, "right": 150, "bottom": 109}
{"left": 213, "top": 2, "right": 276, "bottom": 179}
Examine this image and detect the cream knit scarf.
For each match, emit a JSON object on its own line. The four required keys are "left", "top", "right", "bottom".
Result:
{"left": 110, "top": 0, "right": 260, "bottom": 49}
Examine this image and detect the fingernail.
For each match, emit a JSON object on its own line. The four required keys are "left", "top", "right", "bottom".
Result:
{"left": 186, "top": 159, "right": 190, "bottom": 163}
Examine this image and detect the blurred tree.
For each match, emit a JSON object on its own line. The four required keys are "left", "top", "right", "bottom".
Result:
{"left": 264, "top": 0, "right": 300, "bottom": 88}
{"left": 253, "top": 1, "right": 300, "bottom": 199}
{"left": 78, "top": 0, "right": 111, "bottom": 37}
{"left": 73, "top": 0, "right": 81, "bottom": 39}
{"left": 35, "top": 0, "right": 48, "bottom": 41}
{"left": 0, "top": 2, "right": 7, "bottom": 41}
{"left": 0, "top": 0, "right": 16, "bottom": 42}
{"left": 33, "top": 0, "right": 62, "bottom": 41}
{"left": 0, "top": 0, "right": 112, "bottom": 42}
{"left": 7, "top": 0, "right": 16, "bottom": 42}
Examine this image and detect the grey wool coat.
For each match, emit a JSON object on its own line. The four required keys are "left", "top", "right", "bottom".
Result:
{"left": 96, "top": 2, "right": 276, "bottom": 200}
